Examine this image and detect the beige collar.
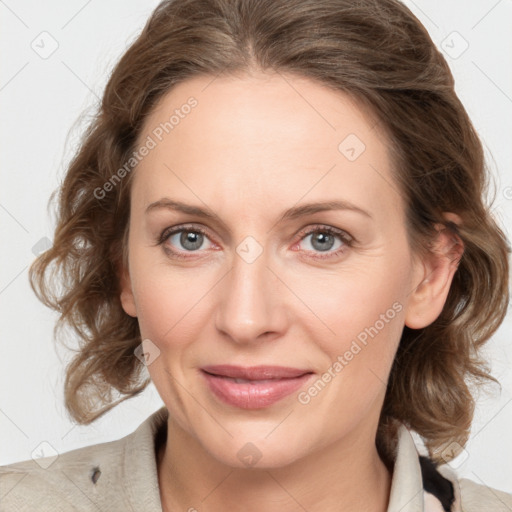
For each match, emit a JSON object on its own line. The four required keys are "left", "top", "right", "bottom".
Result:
{"left": 387, "top": 424, "right": 461, "bottom": 511}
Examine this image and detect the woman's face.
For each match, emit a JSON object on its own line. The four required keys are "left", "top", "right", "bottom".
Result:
{"left": 120, "top": 71, "right": 433, "bottom": 468}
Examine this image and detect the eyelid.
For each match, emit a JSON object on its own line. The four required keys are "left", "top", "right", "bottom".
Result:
{"left": 295, "top": 224, "right": 354, "bottom": 244}
{"left": 157, "top": 223, "right": 214, "bottom": 246}
{"left": 158, "top": 223, "right": 353, "bottom": 243}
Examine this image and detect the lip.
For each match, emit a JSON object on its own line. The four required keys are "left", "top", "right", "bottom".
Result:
{"left": 201, "top": 365, "right": 312, "bottom": 379}
{"left": 200, "top": 365, "right": 314, "bottom": 409}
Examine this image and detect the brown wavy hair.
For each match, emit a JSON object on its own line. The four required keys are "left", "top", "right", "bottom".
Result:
{"left": 29, "top": 0, "right": 510, "bottom": 465}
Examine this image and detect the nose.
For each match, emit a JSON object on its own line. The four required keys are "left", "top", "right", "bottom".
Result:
{"left": 214, "top": 244, "right": 285, "bottom": 345}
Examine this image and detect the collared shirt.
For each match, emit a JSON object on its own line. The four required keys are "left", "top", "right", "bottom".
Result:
{"left": 1, "top": 406, "right": 511, "bottom": 511}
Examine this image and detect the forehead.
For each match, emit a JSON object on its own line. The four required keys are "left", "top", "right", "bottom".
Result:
{"left": 131, "top": 72, "right": 404, "bottom": 223}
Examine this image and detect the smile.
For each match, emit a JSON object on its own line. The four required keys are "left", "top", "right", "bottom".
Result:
{"left": 200, "top": 365, "right": 314, "bottom": 409}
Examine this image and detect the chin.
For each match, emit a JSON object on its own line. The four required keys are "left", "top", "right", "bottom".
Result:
{"left": 203, "top": 433, "right": 310, "bottom": 470}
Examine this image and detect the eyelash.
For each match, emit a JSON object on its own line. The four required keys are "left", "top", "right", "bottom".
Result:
{"left": 157, "top": 223, "right": 354, "bottom": 261}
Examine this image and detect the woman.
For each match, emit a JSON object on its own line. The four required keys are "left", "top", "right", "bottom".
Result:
{"left": 1, "top": 0, "right": 511, "bottom": 510}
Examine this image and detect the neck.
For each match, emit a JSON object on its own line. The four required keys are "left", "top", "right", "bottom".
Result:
{"left": 157, "top": 416, "right": 392, "bottom": 512}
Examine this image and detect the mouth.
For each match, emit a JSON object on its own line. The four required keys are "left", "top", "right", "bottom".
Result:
{"left": 200, "top": 365, "right": 314, "bottom": 409}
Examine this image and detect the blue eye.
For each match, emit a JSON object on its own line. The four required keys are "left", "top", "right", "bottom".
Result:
{"left": 168, "top": 229, "right": 210, "bottom": 251}
{"left": 301, "top": 230, "right": 341, "bottom": 252}
{"left": 157, "top": 224, "right": 353, "bottom": 260}
{"left": 159, "top": 225, "right": 214, "bottom": 258}
{"left": 295, "top": 225, "right": 353, "bottom": 260}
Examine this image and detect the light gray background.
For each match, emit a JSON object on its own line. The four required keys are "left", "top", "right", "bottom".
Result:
{"left": 1, "top": 0, "right": 511, "bottom": 494}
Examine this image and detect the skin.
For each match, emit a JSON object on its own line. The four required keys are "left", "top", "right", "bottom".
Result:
{"left": 120, "top": 71, "right": 463, "bottom": 512}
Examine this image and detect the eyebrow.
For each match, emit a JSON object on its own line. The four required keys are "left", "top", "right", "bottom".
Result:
{"left": 145, "top": 198, "right": 372, "bottom": 222}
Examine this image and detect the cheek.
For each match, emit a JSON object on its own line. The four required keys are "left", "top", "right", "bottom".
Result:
{"left": 134, "top": 280, "right": 196, "bottom": 345}
{"left": 289, "top": 257, "right": 410, "bottom": 359}
{"left": 129, "top": 249, "right": 216, "bottom": 347}
{"left": 291, "top": 267, "right": 408, "bottom": 431}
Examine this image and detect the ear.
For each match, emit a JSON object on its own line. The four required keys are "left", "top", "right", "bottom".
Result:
{"left": 404, "top": 213, "right": 464, "bottom": 329}
{"left": 119, "top": 263, "right": 138, "bottom": 318}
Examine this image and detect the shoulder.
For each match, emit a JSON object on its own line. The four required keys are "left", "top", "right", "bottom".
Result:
{"left": 435, "top": 464, "right": 512, "bottom": 512}
{"left": 0, "top": 406, "right": 167, "bottom": 512}
{"left": 458, "top": 477, "right": 512, "bottom": 512}
{"left": 0, "top": 435, "right": 127, "bottom": 512}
